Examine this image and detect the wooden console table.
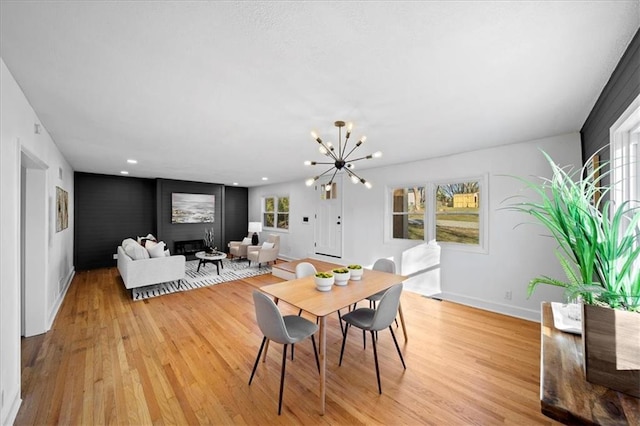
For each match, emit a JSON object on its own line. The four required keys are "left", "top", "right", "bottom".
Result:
{"left": 540, "top": 302, "right": 639, "bottom": 425}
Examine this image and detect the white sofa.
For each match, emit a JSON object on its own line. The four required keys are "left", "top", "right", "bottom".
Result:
{"left": 117, "top": 243, "right": 186, "bottom": 289}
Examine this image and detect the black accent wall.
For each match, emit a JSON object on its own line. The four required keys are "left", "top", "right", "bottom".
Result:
{"left": 74, "top": 173, "right": 248, "bottom": 270}
{"left": 224, "top": 186, "right": 249, "bottom": 249}
{"left": 74, "top": 173, "right": 156, "bottom": 270}
{"left": 581, "top": 29, "right": 640, "bottom": 189}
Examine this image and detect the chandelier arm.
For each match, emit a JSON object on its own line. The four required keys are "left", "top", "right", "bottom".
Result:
{"left": 341, "top": 136, "right": 349, "bottom": 159}
{"left": 346, "top": 168, "right": 368, "bottom": 186}
{"left": 316, "top": 167, "right": 336, "bottom": 179}
{"left": 318, "top": 140, "right": 339, "bottom": 161}
{"left": 346, "top": 155, "right": 375, "bottom": 162}
{"left": 327, "top": 168, "right": 339, "bottom": 186}
{"left": 343, "top": 133, "right": 351, "bottom": 156}
{"left": 312, "top": 161, "right": 335, "bottom": 165}
{"left": 342, "top": 145, "right": 362, "bottom": 161}
{"left": 338, "top": 126, "right": 343, "bottom": 161}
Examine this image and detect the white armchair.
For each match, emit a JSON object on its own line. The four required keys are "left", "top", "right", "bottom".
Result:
{"left": 228, "top": 233, "right": 252, "bottom": 259}
{"left": 247, "top": 234, "right": 280, "bottom": 267}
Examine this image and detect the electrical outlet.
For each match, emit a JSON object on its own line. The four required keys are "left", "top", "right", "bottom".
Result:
{"left": 113, "top": 253, "right": 118, "bottom": 260}
{"left": 504, "top": 290, "right": 512, "bottom": 300}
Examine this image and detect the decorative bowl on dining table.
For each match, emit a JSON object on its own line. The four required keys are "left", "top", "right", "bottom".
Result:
{"left": 314, "top": 272, "right": 334, "bottom": 291}
{"left": 332, "top": 268, "right": 350, "bottom": 286}
{"left": 347, "top": 264, "right": 363, "bottom": 281}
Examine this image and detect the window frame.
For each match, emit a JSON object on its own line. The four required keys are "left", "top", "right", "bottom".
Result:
{"left": 429, "top": 174, "right": 488, "bottom": 254}
{"left": 388, "top": 185, "right": 427, "bottom": 242}
{"left": 385, "top": 174, "right": 488, "bottom": 254}
{"left": 262, "top": 195, "right": 290, "bottom": 231}
{"left": 610, "top": 94, "right": 640, "bottom": 210}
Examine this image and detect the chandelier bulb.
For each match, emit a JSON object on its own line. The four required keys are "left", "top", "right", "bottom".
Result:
{"left": 364, "top": 181, "right": 372, "bottom": 189}
{"left": 311, "top": 130, "right": 321, "bottom": 142}
{"left": 372, "top": 151, "right": 382, "bottom": 158}
{"left": 351, "top": 175, "right": 359, "bottom": 184}
{"left": 319, "top": 146, "right": 327, "bottom": 155}
{"left": 304, "top": 160, "right": 311, "bottom": 166}
{"left": 305, "top": 177, "right": 317, "bottom": 186}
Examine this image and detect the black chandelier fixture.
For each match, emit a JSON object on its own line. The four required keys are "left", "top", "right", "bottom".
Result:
{"left": 304, "top": 120, "right": 381, "bottom": 188}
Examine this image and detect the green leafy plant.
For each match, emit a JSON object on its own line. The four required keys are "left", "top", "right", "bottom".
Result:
{"left": 347, "top": 264, "right": 362, "bottom": 270}
{"left": 333, "top": 268, "right": 349, "bottom": 274}
{"left": 315, "top": 272, "right": 333, "bottom": 278}
{"left": 505, "top": 150, "right": 640, "bottom": 312}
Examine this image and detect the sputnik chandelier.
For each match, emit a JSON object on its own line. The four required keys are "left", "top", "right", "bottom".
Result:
{"left": 304, "top": 120, "right": 381, "bottom": 188}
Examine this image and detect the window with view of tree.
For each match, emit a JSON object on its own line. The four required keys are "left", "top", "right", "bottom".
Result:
{"left": 391, "top": 187, "right": 425, "bottom": 240}
{"left": 263, "top": 196, "right": 289, "bottom": 230}
{"left": 435, "top": 181, "right": 480, "bottom": 245}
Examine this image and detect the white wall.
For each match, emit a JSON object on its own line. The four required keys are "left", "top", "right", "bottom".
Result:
{"left": 249, "top": 133, "right": 581, "bottom": 322}
{"left": 0, "top": 58, "right": 75, "bottom": 425}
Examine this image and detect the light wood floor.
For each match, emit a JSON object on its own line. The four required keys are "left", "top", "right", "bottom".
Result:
{"left": 16, "top": 266, "right": 559, "bottom": 425}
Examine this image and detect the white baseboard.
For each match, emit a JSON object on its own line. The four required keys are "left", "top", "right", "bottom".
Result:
{"left": 1, "top": 388, "right": 22, "bottom": 426}
{"left": 438, "top": 291, "right": 541, "bottom": 322}
{"left": 47, "top": 267, "right": 75, "bottom": 329}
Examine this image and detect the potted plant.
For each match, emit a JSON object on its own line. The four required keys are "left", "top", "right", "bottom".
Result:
{"left": 314, "top": 272, "right": 334, "bottom": 292}
{"left": 332, "top": 268, "right": 350, "bottom": 286}
{"left": 347, "top": 264, "right": 363, "bottom": 281}
{"left": 505, "top": 150, "right": 640, "bottom": 396}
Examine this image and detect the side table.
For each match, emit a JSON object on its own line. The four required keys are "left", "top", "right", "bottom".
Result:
{"left": 540, "top": 302, "right": 639, "bottom": 425}
{"left": 195, "top": 251, "right": 227, "bottom": 274}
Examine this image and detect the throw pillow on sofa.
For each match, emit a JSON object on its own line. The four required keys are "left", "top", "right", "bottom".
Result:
{"left": 124, "top": 240, "right": 150, "bottom": 260}
{"left": 147, "top": 241, "right": 167, "bottom": 258}
{"left": 122, "top": 238, "right": 137, "bottom": 250}
{"left": 262, "top": 242, "right": 274, "bottom": 249}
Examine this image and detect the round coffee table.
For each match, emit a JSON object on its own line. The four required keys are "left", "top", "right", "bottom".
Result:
{"left": 195, "top": 251, "right": 227, "bottom": 274}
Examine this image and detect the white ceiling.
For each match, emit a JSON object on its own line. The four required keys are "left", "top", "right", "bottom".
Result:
{"left": 1, "top": 1, "right": 638, "bottom": 187}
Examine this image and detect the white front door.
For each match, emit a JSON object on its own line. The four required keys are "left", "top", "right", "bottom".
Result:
{"left": 314, "top": 176, "right": 343, "bottom": 258}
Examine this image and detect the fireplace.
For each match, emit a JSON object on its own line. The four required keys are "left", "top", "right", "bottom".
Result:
{"left": 174, "top": 239, "right": 206, "bottom": 257}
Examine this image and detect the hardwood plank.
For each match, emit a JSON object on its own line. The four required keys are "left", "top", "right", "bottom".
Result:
{"left": 15, "top": 267, "right": 561, "bottom": 425}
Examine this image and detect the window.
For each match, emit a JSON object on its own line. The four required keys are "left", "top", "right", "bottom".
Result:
{"left": 611, "top": 95, "right": 640, "bottom": 210}
{"left": 391, "top": 187, "right": 425, "bottom": 240}
{"left": 435, "top": 181, "right": 480, "bottom": 245}
{"left": 387, "top": 175, "right": 488, "bottom": 252}
{"left": 263, "top": 196, "right": 289, "bottom": 230}
{"left": 610, "top": 94, "right": 640, "bottom": 260}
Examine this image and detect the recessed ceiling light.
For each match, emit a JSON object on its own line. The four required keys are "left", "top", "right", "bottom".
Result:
{"left": 127, "top": 159, "right": 138, "bottom": 164}
{"left": 262, "top": 177, "right": 268, "bottom": 181}
{"left": 120, "top": 171, "right": 129, "bottom": 175}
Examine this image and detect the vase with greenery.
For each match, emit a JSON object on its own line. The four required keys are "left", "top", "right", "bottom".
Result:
{"left": 347, "top": 264, "right": 364, "bottom": 281}
{"left": 505, "top": 151, "right": 639, "bottom": 312}
{"left": 506, "top": 150, "right": 640, "bottom": 396}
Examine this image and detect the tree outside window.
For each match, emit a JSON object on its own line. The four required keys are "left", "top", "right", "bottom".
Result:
{"left": 277, "top": 196, "right": 289, "bottom": 229}
{"left": 263, "top": 196, "right": 289, "bottom": 230}
{"left": 391, "top": 187, "right": 425, "bottom": 240}
{"left": 435, "top": 181, "right": 480, "bottom": 245}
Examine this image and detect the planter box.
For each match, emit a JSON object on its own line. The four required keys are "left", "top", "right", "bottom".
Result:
{"left": 582, "top": 303, "right": 640, "bottom": 398}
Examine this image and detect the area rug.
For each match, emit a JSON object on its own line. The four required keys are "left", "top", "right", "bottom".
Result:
{"left": 132, "top": 258, "right": 271, "bottom": 300}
